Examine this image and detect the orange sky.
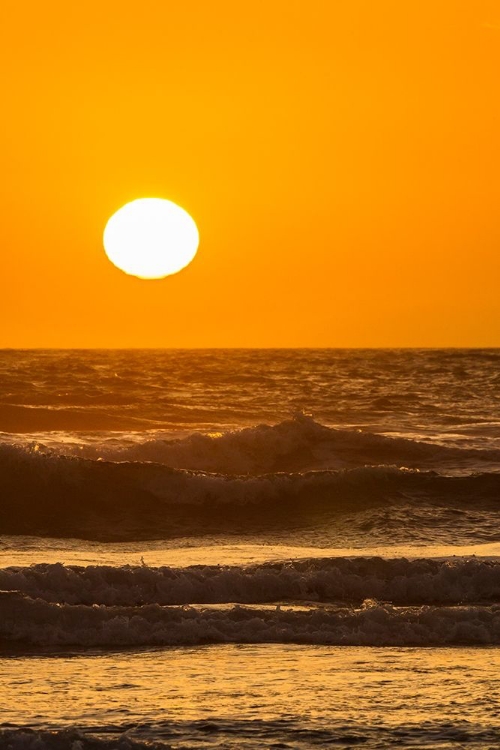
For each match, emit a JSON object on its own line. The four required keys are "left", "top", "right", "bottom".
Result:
{"left": 1, "top": 0, "right": 500, "bottom": 347}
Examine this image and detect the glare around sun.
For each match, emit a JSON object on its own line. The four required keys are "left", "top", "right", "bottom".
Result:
{"left": 103, "top": 198, "right": 199, "bottom": 279}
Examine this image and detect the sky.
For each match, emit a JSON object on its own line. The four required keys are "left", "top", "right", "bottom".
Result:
{"left": 1, "top": 0, "right": 500, "bottom": 347}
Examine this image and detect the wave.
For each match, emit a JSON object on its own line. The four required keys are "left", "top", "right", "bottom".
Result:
{"left": 0, "top": 728, "right": 163, "bottom": 749}
{"left": 1, "top": 441, "right": 500, "bottom": 539}
{"left": 73, "top": 414, "right": 500, "bottom": 473}
{"left": 2, "top": 591, "right": 500, "bottom": 647}
{"left": 3, "top": 557, "right": 500, "bottom": 606}
{"left": 2, "top": 722, "right": 499, "bottom": 750}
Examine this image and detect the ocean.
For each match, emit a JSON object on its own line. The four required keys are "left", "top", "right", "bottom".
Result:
{"left": 1, "top": 349, "right": 500, "bottom": 748}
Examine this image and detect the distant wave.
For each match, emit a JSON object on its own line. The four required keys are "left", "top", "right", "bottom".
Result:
{"left": 75, "top": 414, "right": 500, "bottom": 473}
{"left": 1, "top": 440, "right": 500, "bottom": 539}
{"left": 2, "top": 591, "right": 500, "bottom": 647}
{"left": 3, "top": 557, "right": 500, "bottom": 607}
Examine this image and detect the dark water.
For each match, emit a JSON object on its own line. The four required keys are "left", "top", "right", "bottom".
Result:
{"left": 1, "top": 349, "right": 500, "bottom": 748}
{"left": 1, "top": 348, "right": 499, "bottom": 440}
{"left": 1, "top": 349, "right": 499, "bottom": 544}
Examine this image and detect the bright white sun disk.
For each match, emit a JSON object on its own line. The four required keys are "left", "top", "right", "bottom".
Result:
{"left": 103, "top": 198, "right": 199, "bottom": 279}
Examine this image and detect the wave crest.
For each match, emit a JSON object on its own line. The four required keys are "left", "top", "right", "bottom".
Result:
{"left": 77, "top": 414, "right": 500, "bottom": 473}
{"left": 2, "top": 593, "right": 500, "bottom": 647}
{"left": 3, "top": 557, "right": 500, "bottom": 606}
{"left": 1, "top": 441, "right": 499, "bottom": 539}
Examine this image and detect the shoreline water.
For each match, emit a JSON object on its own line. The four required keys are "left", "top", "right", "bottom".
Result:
{"left": 2, "top": 645, "right": 500, "bottom": 748}
{"left": 2, "top": 537, "right": 500, "bottom": 567}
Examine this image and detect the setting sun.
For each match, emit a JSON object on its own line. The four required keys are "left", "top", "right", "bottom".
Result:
{"left": 103, "top": 198, "right": 199, "bottom": 279}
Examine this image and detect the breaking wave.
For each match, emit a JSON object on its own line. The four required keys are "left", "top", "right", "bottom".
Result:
{"left": 3, "top": 556, "right": 500, "bottom": 649}
{"left": 2, "top": 591, "right": 500, "bottom": 647}
{"left": 1, "top": 435, "right": 500, "bottom": 540}
{"left": 3, "top": 557, "right": 500, "bottom": 607}
{"left": 70, "top": 414, "right": 500, "bottom": 473}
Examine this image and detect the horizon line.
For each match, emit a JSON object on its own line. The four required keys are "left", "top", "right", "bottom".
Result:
{"left": 0, "top": 346, "right": 499, "bottom": 352}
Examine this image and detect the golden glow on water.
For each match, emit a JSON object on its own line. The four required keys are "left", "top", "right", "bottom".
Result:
{"left": 1, "top": 646, "right": 498, "bottom": 745}
{"left": 2, "top": 539, "right": 499, "bottom": 568}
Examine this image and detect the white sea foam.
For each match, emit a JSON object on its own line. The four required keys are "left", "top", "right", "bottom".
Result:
{"left": 2, "top": 593, "right": 500, "bottom": 647}
{"left": 2, "top": 558, "right": 500, "bottom": 607}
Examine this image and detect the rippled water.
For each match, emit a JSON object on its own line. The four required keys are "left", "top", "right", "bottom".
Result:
{"left": 1, "top": 349, "right": 499, "bottom": 446}
{"left": 2, "top": 646, "right": 500, "bottom": 748}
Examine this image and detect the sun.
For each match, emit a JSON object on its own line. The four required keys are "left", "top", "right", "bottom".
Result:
{"left": 103, "top": 198, "right": 199, "bottom": 279}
